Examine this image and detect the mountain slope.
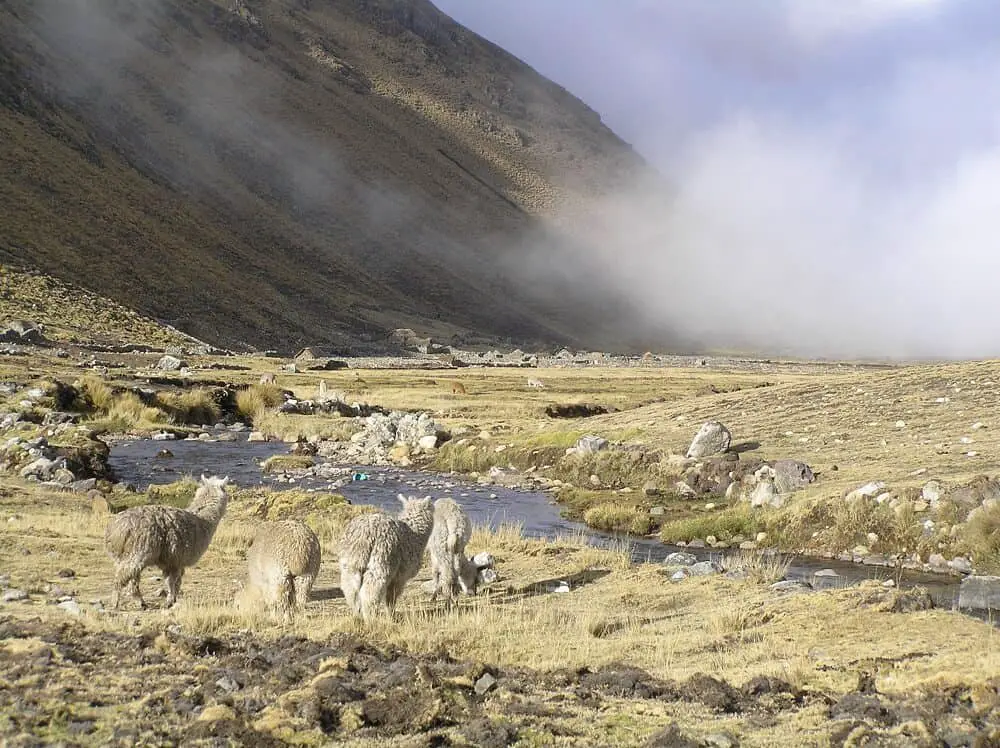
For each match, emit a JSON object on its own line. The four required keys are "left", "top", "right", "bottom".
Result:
{"left": 0, "top": 0, "right": 648, "bottom": 353}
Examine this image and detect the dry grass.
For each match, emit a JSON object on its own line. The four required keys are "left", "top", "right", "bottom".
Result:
{"left": 235, "top": 383, "right": 285, "bottom": 422}
{"left": 1, "top": 481, "right": 999, "bottom": 745}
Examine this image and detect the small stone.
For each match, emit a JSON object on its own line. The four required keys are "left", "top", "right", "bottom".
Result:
{"left": 688, "top": 560, "right": 722, "bottom": 576}
{"left": 477, "top": 568, "right": 498, "bottom": 584}
{"left": 2, "top": 589, "right": 28, "bottom": 602}
{"left": 972, "top": 422, "right": 986, "bottom": 430}
{"left": 670, "top": 569, "right": 689, "bottom": 582}
{"left": 649, "top": 506, "right": 666, "bottom": 517}
{"left": 663, "top": 552, "right": 697, "bottom": 567}
{"left": 770, "top": 580, "right": 811, "bottom": 593}
{"left": 215, "top": 676, "right": 242, "bottom": 693}
{"left": 913, "top": 500, "right": 929, "bottom": 512}
{"left": 474, "top": 672, "right": 498, "bottom": 696}
{"left": 949, "top": 557, "right": 973, "bottom": 574}
{"left": 642, "top": 481, "right": 660, "bottom": 497}
{"left": 58, "top": 600, "right": 82, "bottom": 616}
{"left": 755, "top": 532, "right": 768, "bottom": 544}
{"left": 706, "top": 535, "right": 718, "bottom": 546}
{"left": 895, "top": 420, "right": 906, "bottom": 428}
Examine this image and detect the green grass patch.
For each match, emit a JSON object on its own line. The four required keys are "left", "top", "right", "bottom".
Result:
{"left": 659, "top": 504, "right": 761, "bottom": 545}
{"left": 261, "top": 454, "right": 315, "bottom": 473}
{"left": 583, "top": 502, "right": 653, "bottom": 536}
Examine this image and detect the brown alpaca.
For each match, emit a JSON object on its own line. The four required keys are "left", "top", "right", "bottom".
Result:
{"left": 451, "top": 382, "right": 467, "bottom": 394}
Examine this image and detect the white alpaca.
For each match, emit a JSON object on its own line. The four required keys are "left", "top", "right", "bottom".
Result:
{"left": 246, "top": 519, "right": 321, "bottom": 618}
{"left": 428, "top": 498, "right": 478, "bottom": 605}
{"left": 338, "top": 495, "right": 433, "bottom": 621}
{"left": 104, "top": 475, "right": 231, "bottom": 609}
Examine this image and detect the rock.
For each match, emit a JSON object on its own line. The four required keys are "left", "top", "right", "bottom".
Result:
{"left": 151, "top": 431, "right": 176, "bottom": 441}
{"left": 2, "top": 589, "right": 28, "bottom": 602}
{"left": 771, "top": 459, "right": 815, "bottom": 493}
{"left": 674, "top": 481, "right": 697, "bottom": 499}
{"left": 53, "top": 467, "right": 76, "bottom": 485}
{"left": 771, "top": 580, "right": 811, "bottom": 594}
{"left": 70, "top": 479, "right": 97, "bottom": 493}
{"left": 685, "top": 421, "right": 732, "bottom": 459}
{"left": 663, "top": 552, "right": 698, "bottom": 566}
{"left": 575, "top": 435, "right": 609, "bottom": 454}
{"left": 755, "top": 532, "right": 768, "bottom": 543}
{"left": 703, "top": 732, "right": 739, "bottom": 748}
{"left": 473, "top": 552, "right": 495, "bottom": 569}
{"left": 670, "top": 569, "right": 689, "bottom": 582}
{"left": 845, "top": 481, "right": 887, "bottom": 502}
{"left": 642, "top": 481, "right": 660, "bottom": 497}
{"left": 649, "top": 505, "right": 666, "bottom": 517}
{"left": 921, "top": 480, "right": 943, "bottom": 505}
{"left": 927, "top": 553, "right": 948, "bottom": 569}
{"left": 19, "top": 456, "right": 65, "bottom": 482}
{"left": 958, "top": 576, "right": 1000, "bottom": 611}
{"left": 474, "top": 672, "right": 498, "bottom": 695}
{"left": 0, "top": 319, "right": 43, "bottom": 343}
{"left": 247, "top": 431, "right": 267, "bottom": 442}
{"left": 417, "top": 434, "right": 438, "bottom": 450}
{"left": 58, "top": 600, "right": 82, "bottom": 616}
{"left": 688, "top": 560, "right": 723, "bottom": 576}
{"left": 42, "top": 411, "right": 77, "bottom": 426}
{"left": 156, "top": 355, "right": 185, "bottom": 371}
{"left": 948, "top": 557, "right": 973, "bottom": 574}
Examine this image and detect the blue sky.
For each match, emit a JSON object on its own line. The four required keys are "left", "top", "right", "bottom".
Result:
{"left": 434, "top": 1, "right": 1000, "bottom": 359}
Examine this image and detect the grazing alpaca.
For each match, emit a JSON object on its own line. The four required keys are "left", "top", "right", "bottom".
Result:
{"left": 104, "top": 475, "right": 231, "bottom": 609}
{"left": 338, "top": 495, "right": 434, "bottom": 621}
{"left": 451, "top": 381, "right": 467, "bottom": 395}
{"left": 246, "top": 519, "right": 321, "bottom": 618}
{"left": 428, "top": 498, "right": 478, "bottom": 605}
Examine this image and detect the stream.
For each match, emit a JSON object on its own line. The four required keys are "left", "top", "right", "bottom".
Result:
{"left": 107, "top": 434, "right": 965, "bottom": 610}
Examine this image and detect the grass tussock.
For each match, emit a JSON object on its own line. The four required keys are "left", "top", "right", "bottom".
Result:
{"left": 235, "top": 383, "right": 285, "bottom": 422}
{"left": 660, "top": 504, "right": 761, "bottom": 545}
{"left": 723, "top": 550, "right": 791, "bottom": 585}
{"left": 261, "top": 454, "right": 315, "bottom": 473}
{"left": 142, "top": 477, "right": 200, "bottom": 508}
{"left": 252, "top": 411, "right": 360, "bottom": 442}
{"left": 157, "top": 389, "right": 221, "bottom": 427}
{"left": 582, "top": 502, "right": 653, "bottom": 536}
{"left": 959, "top": 502, "right": 1000, "bottom": 573}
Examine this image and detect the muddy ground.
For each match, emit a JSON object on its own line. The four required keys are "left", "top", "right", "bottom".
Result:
{"left": 1, "top": 615, "right": 998, "bottom": 747}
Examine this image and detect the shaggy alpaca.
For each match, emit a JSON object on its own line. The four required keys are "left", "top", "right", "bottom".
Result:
{"left": 246, "top": 519, "right": 321, "bottom": 617}
{"left": 104, "top": 475, "right": 231, "bottom": 609}
{"left": 338, "top": 494, "right": 433, "bottom": 621}
{"left": 428, "top": 498, "right": 478, "bottom": 605}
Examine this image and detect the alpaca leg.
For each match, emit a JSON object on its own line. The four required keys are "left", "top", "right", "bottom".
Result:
{"left": 358, "top": 572, "right": 388, "bottom": 622}
{"left": 293, "top": 574, "right": 314, "bottom": 608}
{"left": 164, "top": 568, "right": 183, "bottom": 608}
{"left": 340, "top": 564, "right": 362, "bottom": 614}
{"left": 276, "top": 576, "right": 295, "bottom": 621}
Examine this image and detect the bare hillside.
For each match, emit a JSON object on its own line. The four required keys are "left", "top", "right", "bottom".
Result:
{"left": 0, "top": 0, "right": 648, "bottom": 353}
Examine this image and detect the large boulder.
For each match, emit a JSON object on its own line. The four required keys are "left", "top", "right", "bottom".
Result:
{"left": 156, "top": 355, "right": 185, "bottom": 371}
{"left": 772, "top": 459, "right": 815, "bottom": 493}
{"left": 686, "top": 421, "right": 732, "bottom": 459}
{"left": 0, "top": 320, "right": 43, "bottom": 344}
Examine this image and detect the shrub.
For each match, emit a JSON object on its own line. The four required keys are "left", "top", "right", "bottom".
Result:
{"left": 235, "top": 383, "right": 284, "bottom": 421}
{"left": 583, "top": 502, "right": 653, "bottom": 535}
{"left": 158, "top": 389, "right": 221, "bottom": 426}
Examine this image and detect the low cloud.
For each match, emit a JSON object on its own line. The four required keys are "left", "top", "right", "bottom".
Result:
{"left": 441, "top": 0, "right": 1000, "bottom": 359}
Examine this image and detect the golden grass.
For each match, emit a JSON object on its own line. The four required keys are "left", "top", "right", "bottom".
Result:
{"left": 2, "top": 480, "right": 999, "bottom": 746}
{"left": 261, "top": 454, "right": 316, "bottom": 473}
{"left": 235, "top": 383, "right": 285, "bottom": 422}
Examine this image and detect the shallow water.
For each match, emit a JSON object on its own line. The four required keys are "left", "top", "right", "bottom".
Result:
{"left": 107, "top": 435, "right": 964, "bottom": 609}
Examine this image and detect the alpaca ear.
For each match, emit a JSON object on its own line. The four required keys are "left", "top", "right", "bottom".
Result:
{"left": 201, "top": 473, "right": 207, "bottom": 483}
{"left": 222, "top": 476, "right": 230, "bottom": 486}
{"left": 397, "top": 493, "right": 408, "bottom": 506}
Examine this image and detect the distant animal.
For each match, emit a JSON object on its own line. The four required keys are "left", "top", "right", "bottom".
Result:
{"left": 259, "top": 373, "right": 276, "bottom": 385}
{"left": 338, "top": 494, "right": 434, "bottom": 622}
{"left": 526, "top": 378, "right": 546, "bottom": 389}
{"left": 246, "top": 520, "right": 321, "bottom": 618}
{"left": 104, "top": 475, "right": 231, "bottom": 610}
{"left": 317, "top": 379, "right": 328, "bottom": 399}
{"left": 428, "top": 498, "right": 478, "bottom": 605}
{"left": 451, "top": 381, "right": 467, "bottom": 394}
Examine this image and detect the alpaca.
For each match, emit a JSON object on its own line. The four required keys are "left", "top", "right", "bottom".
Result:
{"left": 246, "top": 520, "right": 321, "bottom": 618}
{"left": 451, "top": 381, "right": 467, "bottom": 395}
{"left": 428, "top": 498, "right": 478, "bottom": 605}
{"left": 104, "top": 475, "right": 231, "bottom": 610}
{"left": 338, "top": 495, "right": 434, "bottom": 621}
{"left": 259, "top": 373, "right": 276, "bottom": 385}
